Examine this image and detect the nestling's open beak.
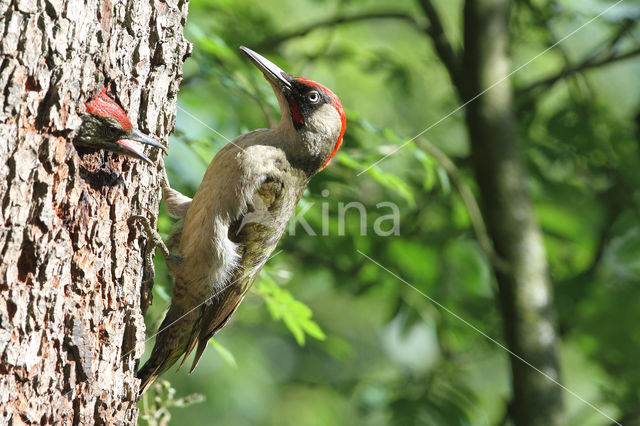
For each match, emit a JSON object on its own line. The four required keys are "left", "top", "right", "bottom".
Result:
{"left": 117, "top": 128, "right": 166, "bottom": 164}
{"left": 240, "top": 46, "right": 293, "bottom": 92}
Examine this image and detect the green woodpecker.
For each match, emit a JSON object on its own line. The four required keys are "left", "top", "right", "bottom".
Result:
{"left": 136, "top": 46, "right": 346, "bottom": 394}
{"left": 75, "top": 88, "right": 165, "bottom": 163}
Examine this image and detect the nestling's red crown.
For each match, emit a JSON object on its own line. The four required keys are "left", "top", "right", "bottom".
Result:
{"left": 85, "top": 88, "right": 133, "bottom": 131}
{"left": 297, "top": 78, "right": 346, "bottom": 170}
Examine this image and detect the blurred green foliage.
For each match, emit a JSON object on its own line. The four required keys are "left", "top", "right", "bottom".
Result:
{"left": 139, "top": 0, "right": 640, "bottom": 424}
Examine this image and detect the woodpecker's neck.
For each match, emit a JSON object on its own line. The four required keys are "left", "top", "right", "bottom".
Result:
{"left": 270, "top": 115, "right": 323, "bottom": 175}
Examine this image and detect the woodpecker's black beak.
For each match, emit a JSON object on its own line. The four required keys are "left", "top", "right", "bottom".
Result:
{"left": 240, "top": 46, "right": 292, "bottom": 92}
{"left": 117, "top": 129, "right": 166, "bottom": 164}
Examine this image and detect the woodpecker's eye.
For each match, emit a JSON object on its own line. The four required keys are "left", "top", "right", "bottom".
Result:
{"left": 103, "top": 117, "right": 124, "bottom": 138}
{"left": 307, "top": 91, "right": 320, "bottom": 103}
{"left": 107, "top": 123, "right": 121, "bottom": 137}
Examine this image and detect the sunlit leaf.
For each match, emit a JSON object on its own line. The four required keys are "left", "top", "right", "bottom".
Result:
{"left": 209, "top": 338, "right": 238, "bottom": 368}
{"left": 255, "top": 274, "right": 326, "bottom": 346}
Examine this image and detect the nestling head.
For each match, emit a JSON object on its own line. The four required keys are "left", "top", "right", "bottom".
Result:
{"left": 75, "top": 88, "right": 165, "bottom": 164}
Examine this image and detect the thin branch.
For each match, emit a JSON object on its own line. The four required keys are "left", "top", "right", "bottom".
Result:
{"left": 416, "top": 0, "right": 463, "bottom": 91}
{"left": 601, "top": 18, "right": 639, "bottom": 54}
{"left": 515, "top": 6, "right": 638, "bottom": 100}
{"left": 517, "top": 46, "right": 640, "bottom": 95}
{"left": 519, "top": 0, "right": 597, "bottom": 103}
{"left": 255, "top": 11, "right": 428, "bottom": 51}
{"left": 414, "top": 137, "right": 510, "bottom": 273}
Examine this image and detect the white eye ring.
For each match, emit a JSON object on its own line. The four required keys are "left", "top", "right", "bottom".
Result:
{"left": 308, "top": 91, "right": 320, "bottom": 103}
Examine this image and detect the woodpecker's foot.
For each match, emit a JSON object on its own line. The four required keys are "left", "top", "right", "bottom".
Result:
{"left": 128, "top": 215, "right": 171, "bottom": 260}
{"left": 159, "top": 158, "right": 170, "bottom": 189}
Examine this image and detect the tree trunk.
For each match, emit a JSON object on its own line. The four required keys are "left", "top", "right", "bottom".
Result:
{"left": 462, "top": 0, "right": 564, "bottom": 424}
{"left": 0, "top": 0, "right": 190, "bottom": 424}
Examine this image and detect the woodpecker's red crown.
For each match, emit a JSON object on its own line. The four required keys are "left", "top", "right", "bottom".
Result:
{"left": 85, "top": 88, "right": 133, "bottom": 132}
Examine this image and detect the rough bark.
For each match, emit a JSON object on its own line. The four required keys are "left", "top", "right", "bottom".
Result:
{"left": 462, "top": 0, "right": 564, "bottom": 424}
{"left": 0, "top": 0, "right": 190, "bottom": 424}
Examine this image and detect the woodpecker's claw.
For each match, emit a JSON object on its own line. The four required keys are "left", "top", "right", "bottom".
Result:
{"left": 128, "top": 215, "right": 171, "bottom": 260}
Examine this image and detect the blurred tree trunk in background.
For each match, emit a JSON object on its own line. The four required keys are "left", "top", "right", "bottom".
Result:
{"left": 0, "top": 0, "right": 189, "bottom": 423}
{"left": 462, "top": 0, "right": 564, "bottom": 424}
{"left": 418, "top": 0, "right": 565, "bottom": 421}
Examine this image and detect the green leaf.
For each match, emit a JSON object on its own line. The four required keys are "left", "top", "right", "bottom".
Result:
{"left": 283, "top": 313, "right": 306, "bottom": 345}
{"left": 255, "top": 274, "right": 326, "bottom": 346}
{"left": 209, "top": 339, "right": 237, "bottom": 368}
{"left": 416, "top": 150, "right": 437, "bottom": 191}
{"left": 338, "top": 153, "right": 416, "bottom": 207}
{"left": 300, "top": 318, "right": 327, "bottom": 341}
